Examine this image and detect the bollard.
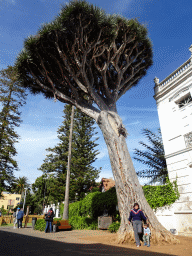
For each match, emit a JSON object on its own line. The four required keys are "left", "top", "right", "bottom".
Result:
{"left": 32, "top": 217, "right": 37, "bottom": 230}
{"left": 53, "top": 224, "right": 57, "bottom": 233}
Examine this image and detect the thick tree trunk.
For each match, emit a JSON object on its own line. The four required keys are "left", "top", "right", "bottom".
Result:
{"left": 97, "top": 110, "right": 179, "bottom": 245}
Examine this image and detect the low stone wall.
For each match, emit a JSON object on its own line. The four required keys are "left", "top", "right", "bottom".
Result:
{"left": 154, "top": 204, "right": 192, "bottom": 236}
{"left": 0, "top": 215, "right": 44, "bottom": 225}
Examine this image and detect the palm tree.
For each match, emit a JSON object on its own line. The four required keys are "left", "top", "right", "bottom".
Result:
{"left": 133, "top": 128, "right": 168, "bottom": 185}
{"left": 13, "top": 176, "right": 29, "bottom": 195}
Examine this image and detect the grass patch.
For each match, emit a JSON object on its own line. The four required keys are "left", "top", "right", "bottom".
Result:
{"left": 1, "top": 223, "right": 33, "bottom": 227}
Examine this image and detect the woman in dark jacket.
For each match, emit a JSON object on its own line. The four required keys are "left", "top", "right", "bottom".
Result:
{"left": 45, "top": 207, "right": 54, "bottom": 233}
{"left": 128, "top": 202, "right": 147, "bottom": 247}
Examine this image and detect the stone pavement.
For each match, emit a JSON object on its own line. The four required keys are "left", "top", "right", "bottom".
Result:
{"left": 0, "top": 226, "right": 109, "bottom": 244}
{"left": 0, "top": 226, "right": 173, "bottom": 256}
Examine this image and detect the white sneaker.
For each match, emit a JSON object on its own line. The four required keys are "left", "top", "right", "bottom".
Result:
{"left": 137, "top": 245, "right": 139, "bottom": 247}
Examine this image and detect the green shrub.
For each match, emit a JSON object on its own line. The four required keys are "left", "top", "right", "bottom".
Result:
{"left": 53, "top": 218, "right": 62, "bottom": 221}
{"left": 58, "top": 179, "right": 179, "bottom": 231}
{"left": 108, "top": 222, "right": 120, "bottom": 233}
{"left": 64, "top": 187, "right": 118, "bottom": 220}
{"left": 34, "top": 219, "right": 46, "bottom": 231}
{"left": 68, "top": 216, "right": 99, "bottom": 230}
{"left": 143, "top": 177, "right": 180, "bottom": 210}
{"left": 1, "top": 222, "right": 8, "bottom": 226}
{"left": 113, "top": 213, "right": 120, "bottom": 222}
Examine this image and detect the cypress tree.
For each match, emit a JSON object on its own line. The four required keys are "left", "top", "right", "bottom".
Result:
{"left": 0, "top": 66, "right": 26, "bottom": 192}
{"left": 38, "top": 104, "right": 101, "bottom": 202}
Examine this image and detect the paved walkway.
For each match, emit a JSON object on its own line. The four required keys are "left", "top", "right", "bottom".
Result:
{"left": 0, "top": 226, "right": 173, "bottom": 256}
{"left": 0, "top": 226, "right": 109, "bottom": 244}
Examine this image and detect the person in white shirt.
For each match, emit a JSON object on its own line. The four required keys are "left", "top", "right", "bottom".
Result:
{"left": 143, "top": 223, "right": 151, "bottom": 247}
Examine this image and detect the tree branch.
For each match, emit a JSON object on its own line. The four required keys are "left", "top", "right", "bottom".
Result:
{"left": 117, "top": 72, "right": 144, "bottom": 100}
{"left": 55, "top": 33, "right": 88, "bottom": 94}
{"left": 120, "top": 55, "right": 148, "bottom": 90}
{"left": 122, "top": 45, "right": 145, "bottom": 74}
{"left": 27, "top": 63, "right": 100, "bottom": 120}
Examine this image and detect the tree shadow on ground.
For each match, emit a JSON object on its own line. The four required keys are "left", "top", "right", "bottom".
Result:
{"left": 0, "top": 229, "right": 176, "bottom": 256}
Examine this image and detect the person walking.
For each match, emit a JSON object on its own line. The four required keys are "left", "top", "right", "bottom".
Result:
{"left": 13, "top": 210, "right": 17, "bottom": 229}
{"left": 14, "top": 208, "right": 19, "bottom": 228}
{"left": 16, "top": 208, "right": 24, "bottom": 228}
{"left": 45, "top": 207, "right": 54, "bottom": 233}
{"left": 128, "top": 202, "right": 147, "bottom": 248}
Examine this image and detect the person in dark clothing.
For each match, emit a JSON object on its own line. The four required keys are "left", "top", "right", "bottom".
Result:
{"left": 128, "top": 202, "right": 147, "bottom": 248}
{"left": 16, "top": 208, "right": 24, "bottom": 228}
{"left": 45, "top": 207, "right": 54, "bottom": 233}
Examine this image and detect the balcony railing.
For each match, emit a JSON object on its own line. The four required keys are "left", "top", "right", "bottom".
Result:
{"left": 155, "top": 58, "right": 192, "bottom": 94}
{"left": 184, "top": 132, "right": 192, "bottom": 148}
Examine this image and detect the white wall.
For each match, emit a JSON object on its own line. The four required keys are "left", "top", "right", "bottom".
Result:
{"left": 154, "top": 52, "right": 192, "bottom": 236}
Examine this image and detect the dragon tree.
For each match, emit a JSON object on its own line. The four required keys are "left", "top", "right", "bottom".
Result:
{"left": 15, "top": 0, "right": 179, "bottom": 244}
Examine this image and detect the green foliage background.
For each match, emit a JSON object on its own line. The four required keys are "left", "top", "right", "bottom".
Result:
{"left": 59, "top": 179, "right": 179, "bottom": 232}
{"left": 143, "top": 177, "right": 180, "bottom": 210}
{"left": 34, "top": 178, "right": 179, "bottom": 232}
{"left": 34, "top": 219, "right": 46, "bottom": 231}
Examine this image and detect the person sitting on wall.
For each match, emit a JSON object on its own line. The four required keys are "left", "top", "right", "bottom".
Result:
{"left": 45, "top": 207, "right": 54, "bottom": 233}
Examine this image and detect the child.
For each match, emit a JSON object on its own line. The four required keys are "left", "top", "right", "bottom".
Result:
{"left": 143, "top": 223, "right": 151, "bottom": 247}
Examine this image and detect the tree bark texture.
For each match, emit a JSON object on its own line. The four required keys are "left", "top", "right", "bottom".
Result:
{"left": 97, "top": 110, "right": 179, "bottom": 245}
{"left": 63, "top": 105, "right": 75, "bottom": 220}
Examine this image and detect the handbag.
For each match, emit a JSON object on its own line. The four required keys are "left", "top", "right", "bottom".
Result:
{"left": 45, "top": 214, "right": 50, "bottom": 221}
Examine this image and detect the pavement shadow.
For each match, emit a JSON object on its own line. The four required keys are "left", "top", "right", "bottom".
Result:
{"left": 0, "top": 229, "right": 176, "bottom": 256}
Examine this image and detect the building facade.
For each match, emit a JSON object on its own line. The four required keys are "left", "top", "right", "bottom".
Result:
{"left": 0, "top": 192, "right": 21, "bottom": 210}
{"left": 154, "top": 45, "right": 192, "bottom": 236}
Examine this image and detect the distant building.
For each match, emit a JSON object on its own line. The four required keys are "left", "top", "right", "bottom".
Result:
{"left": 154, "top": 45, "right": 192, "bottom": 236}
{"left": 0, "top": 192, "right": 21, "bottom": 210}
{"left": 99, "top": 178, "right": 115, "bottom": 192}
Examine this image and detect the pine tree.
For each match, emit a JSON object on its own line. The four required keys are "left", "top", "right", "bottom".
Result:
{"left": 38, "top": 104, "right": 101, "bottom": 202}
{"left": 0, "top": 66, "right": 26, "bottom": 192}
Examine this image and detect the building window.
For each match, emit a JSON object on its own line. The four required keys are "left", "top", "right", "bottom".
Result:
{"left": 7, "top": 205, "right": 14, "bottom": 210}
{"left": 16, "top": 197, "right": 20, "bottom": 201}
{"left": 184, "top": 132, "right": 192, "bottom": 148}
{"left": 176, "top": 93, "right": 192, "bottom": 109}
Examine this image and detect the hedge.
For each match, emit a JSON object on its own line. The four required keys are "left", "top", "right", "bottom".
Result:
{"left": 60, "top": 179, "right": 179, "bottom": 218}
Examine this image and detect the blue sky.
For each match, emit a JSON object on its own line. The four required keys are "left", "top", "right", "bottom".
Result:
{"left": 0, "top": 0, "right": 192, "bottom": 186}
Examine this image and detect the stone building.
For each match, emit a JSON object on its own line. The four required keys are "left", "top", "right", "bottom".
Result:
{"left": 154, "top": 45, "right": 192, "bottom": 236}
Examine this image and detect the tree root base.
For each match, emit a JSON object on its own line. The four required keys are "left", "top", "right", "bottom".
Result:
{"left": 116, "top": 230, "right": 180, "bottom": 245}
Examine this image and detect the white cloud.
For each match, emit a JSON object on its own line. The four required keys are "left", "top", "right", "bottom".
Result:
{"left": 1, "top": 0, "right": 16, "bottom": 5}
{"left": 127, "top": 121, "right": 141, "bottom": 126}
{"left": 97, "top": 144, "right": 108, "bottom": 160}
{"left": 110, "top": 0, "right": 133, "bottom": 15}
{"left": 118, "top": 105, "right": 157, "bottom": 112}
